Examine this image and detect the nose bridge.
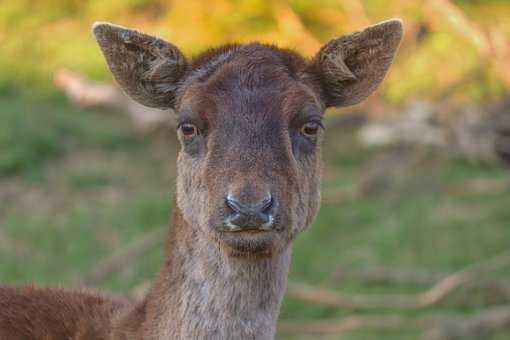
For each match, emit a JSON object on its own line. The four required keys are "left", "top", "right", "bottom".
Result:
{"left": 211, "top": 107, "right": 293, "bottom": 202}
{"left": 228, "top": 172, "right": 270, "bottom": 206}
{"left": 223, "top": 130, "right": 276, "bottom": 203}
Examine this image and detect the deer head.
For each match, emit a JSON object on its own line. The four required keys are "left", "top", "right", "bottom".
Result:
{"left": 93, "top": 20, "right": 402, "bottom": 258}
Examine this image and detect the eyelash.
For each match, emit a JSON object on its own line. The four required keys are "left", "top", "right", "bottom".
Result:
{"left": 309, "top": 120, "right": 324, "bottom": 129}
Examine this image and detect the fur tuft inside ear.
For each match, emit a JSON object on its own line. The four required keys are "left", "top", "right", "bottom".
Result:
{"left": 309, "top": 19, "right": 403, "bottom": 108}
{"left": 92, "top": 22, "right": 188, "bottom": 109}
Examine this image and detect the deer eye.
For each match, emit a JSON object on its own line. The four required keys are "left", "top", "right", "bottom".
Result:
{"left": 300, "top": 121, "right": 321, "bottom": 137}
{"left": 179, "top": 123, "right": 198, "bottom": 139}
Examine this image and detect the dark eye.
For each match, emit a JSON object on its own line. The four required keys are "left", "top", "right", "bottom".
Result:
{"left": 300, "top": 122, "right": 321, "bottom": 137}
{"left": 179, "top": 123, "right": 198, "bottom": 139}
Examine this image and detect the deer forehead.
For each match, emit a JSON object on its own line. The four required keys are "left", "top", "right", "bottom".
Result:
{"left": 177, "top": 46, "right": 321, "bottom": 125}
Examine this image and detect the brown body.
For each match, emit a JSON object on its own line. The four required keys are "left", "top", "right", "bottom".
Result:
{"left": 0, "top": 20, "right": 402, "bottom": 340}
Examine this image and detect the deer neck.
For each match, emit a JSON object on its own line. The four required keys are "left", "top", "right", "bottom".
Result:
{"left": 141, "top": 207, "right": 290, "bottom": 340}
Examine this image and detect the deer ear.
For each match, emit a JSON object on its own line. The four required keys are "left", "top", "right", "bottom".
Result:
{"left": 92, "top": 22, "right": 188, "bottom": 109}
{"left": 309, "top": 19, "right": 403, "bottom": 108}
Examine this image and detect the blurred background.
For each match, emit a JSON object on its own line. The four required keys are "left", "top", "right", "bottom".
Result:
{"left": 1, "top": 0, "right": 510, "bottom": 339}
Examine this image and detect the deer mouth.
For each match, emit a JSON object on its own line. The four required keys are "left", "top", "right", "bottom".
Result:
{"left": 230, "top": 228, "right": 268, "bottom": 234}
{"left": 216, "top": 227, "right": 279, "bottom": 257}
{"left": 209, "top": 200, "right": 284, "bottom": 256}
{"left": 222, "top": 215, "right": 274, "bottom": 233}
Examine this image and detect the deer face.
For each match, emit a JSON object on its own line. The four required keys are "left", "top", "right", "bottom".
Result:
{"left": 94, "top": 20, "right": 402, "bottom": 257}
{"left": 173, "top": 46, "right": 324, "bottom": 257}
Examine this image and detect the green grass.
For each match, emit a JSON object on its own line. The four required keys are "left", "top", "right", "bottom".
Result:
{"left": 0, "top": 93, "right": 147, "bottom": 178}
{"left": 1, "top": 94, "right": 510, "bottom": 339}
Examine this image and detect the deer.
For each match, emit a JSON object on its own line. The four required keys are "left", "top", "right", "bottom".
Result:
{"left": 0, "top": 19, "right": 402, "bottom": 340}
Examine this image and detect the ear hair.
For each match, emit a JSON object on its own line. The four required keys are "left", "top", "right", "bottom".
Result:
{"left": 309, "top": 19, "right": 403, "bottom": 108}
{"left": 92, "top": 22, "right": 188, "bottom": 109}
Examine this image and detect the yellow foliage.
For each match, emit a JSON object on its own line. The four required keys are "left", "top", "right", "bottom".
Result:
{"left": 0, "top": 0, "right": 509, "bottom": 103}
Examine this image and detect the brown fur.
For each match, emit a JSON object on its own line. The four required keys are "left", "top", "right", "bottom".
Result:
{"left": 0, "top": 285, "right": 127, "bottom": 339}
{"left": 0, "top": 20, "right": 402, "bottom": 339}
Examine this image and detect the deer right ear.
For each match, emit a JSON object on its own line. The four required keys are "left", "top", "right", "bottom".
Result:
{"left": 92, "top": 22, "right": 188, "bottom": 109}
{"left": 309, "top": 19, "right": 403, "bottom": 108}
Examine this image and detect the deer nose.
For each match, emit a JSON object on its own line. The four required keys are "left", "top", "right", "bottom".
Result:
{"left": 224, "top": 194, "right": 274, "bottom": 231}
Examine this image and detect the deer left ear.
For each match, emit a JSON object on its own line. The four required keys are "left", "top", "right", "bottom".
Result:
{"left": 309, "top": 19, "right": 403, "bottom": 108}
{"left": 93, "top": 22, "right": 188, "bottom": 109}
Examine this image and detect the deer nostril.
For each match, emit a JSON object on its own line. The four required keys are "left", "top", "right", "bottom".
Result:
{"left": 225, "top": 195, "right": 273, "bottom": 214}
{"left": 260, "top": 196, "right": 273, "bottom": 213}
{"left": 224, "top": 194, "right": 275, "bottom": 231}
{"left": 225, "top": 196, "right": 243, "bottom": 214}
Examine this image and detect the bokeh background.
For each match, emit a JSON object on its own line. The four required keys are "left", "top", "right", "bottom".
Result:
{"left": 1, "top": 1, "right": 510, "bottom": 339}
